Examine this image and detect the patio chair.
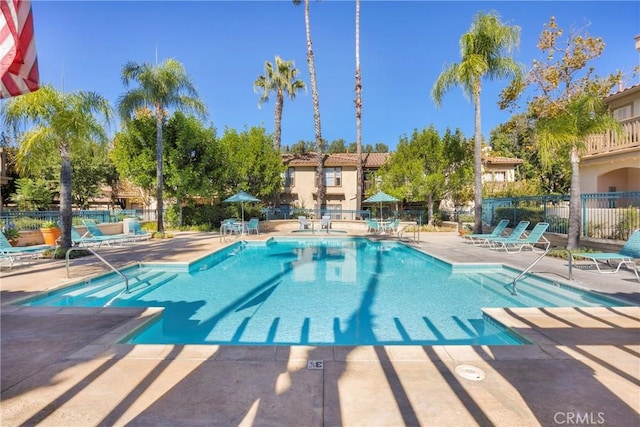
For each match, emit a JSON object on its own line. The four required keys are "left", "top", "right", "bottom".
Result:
{"left": 320, "top": 215, "right": 331, "bottom": 233}
{"left": 481, "top": 220, "right": 530, "bottom": 247}
{"left": 383, "top": 219, "right": 400, "bottom": 235}
{"left": 462, "top": 219, "right": 509, "bottom": 246}
{"left": 220, "top": 219, "right": 235, "bottom": 235}
{"left": 246, "top": 218, "right": 260, "bottom": 235}
{"left": 365, "top": 218, "right": 381, "bottom": 234}
{"left": 571, "top": 229, "right": 640, "bottom": 276}
{"left": 82, "top": 219, "right": 131, "bottom": 246}
{"left": 298, "top": 216, "right": 312, "bottom": 230}
{"left": 489, "top": 222, "right": 550, "bottom": 253}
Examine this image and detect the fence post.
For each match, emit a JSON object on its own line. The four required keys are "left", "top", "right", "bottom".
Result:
{"left": 581, "top": 193, "right": 587, "bottom": 237}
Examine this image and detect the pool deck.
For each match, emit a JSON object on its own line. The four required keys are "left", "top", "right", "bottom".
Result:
{"left": 1, "top": 229, "right": 639, "bottom": 426}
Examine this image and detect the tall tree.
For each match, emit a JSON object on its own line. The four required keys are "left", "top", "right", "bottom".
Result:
{"left": 500, "top": 17, "right": 622, "bottom": 249}
{"left": 111, "top": 111, "right": 158, "bottom": 203}
{"left": 118, "top": 58, "right": 207, "bottom": 235}
{"left": 327, "top": 139, "right": 347, "bottom": 153}
{"left": 293, "top": 0, "right": 325, "bottom": 214}
{"left": 164, "top": 111, "right": 221, "bottom": 225}
{"left": 354, "top": 0, "right": 363, "bottom": 215}
{"left": 431, "top": 10, "right": 523, "bottom": 233}
{"left": 254, "top": 56, "right": 306, "bottom": 152}
{"left": 376, "top": 126, "right": 472, "bottom": 224}
{"left": 1, "top": 84, "right": 112, "bottom": 250}
{"left": 218, "top": 125, "right": 284, "bottom": 203}
{"left": 489, "top": 115, "right": 571, "bottom": 194}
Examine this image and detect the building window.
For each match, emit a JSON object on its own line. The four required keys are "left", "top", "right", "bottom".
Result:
{"left": 612, "top": 103, "right": 632, "bottom": 121}
{"left": 493, "top": 171, "right": 506, "bottom": 182}
{"left": 284, "top": 167, "right": 295, "bottom": 187}
{"left": 324, "top": 167, "right": 342, "bottom": 187}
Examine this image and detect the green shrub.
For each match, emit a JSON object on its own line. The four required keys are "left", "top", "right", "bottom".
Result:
{"left": 168, "top": 204, "right": 235, "bottom": 229}
{"left": 458, "top": 214, "right": 475, "bottom": 223}
{"left": 614, "top": 207, "right": 640, "bottom": 240}
{"left": 494, "top": 207, "right": 544, "bottom": 229}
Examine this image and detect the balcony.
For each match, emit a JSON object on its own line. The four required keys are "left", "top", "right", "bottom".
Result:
{"left": 584, "top": 116, "right": 640, "bottom": 157}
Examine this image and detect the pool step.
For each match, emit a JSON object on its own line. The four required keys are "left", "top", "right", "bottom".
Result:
{"left": 471, "top": 269, "right": 597, "bottom": 307}
{"left": 31, "top": 269, "right": 173, "bottom": 307}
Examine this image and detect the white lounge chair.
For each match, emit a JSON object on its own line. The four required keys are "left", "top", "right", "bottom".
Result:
{"left": 320, "top": 215, "right": 331, "bottom": 232}
{"left": 298, "top": 216, "right": 312, "bottom": 230}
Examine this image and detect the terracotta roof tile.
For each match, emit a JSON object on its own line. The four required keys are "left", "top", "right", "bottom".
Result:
{"left": 482, "top": 156, "right": 523, "bottom": 165}
{"left": 283, "top": 152, "right": 391, "bottom": 168}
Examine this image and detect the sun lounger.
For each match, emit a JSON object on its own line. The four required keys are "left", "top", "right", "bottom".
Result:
{"left": 127, "top": 219, "right": 152, "bottom": 241}
{"left": 480, "top": 220, "right": 530, "bottom": 247}
{"left": 571, "top": 229, "right": 640, "bottom": 275}
{"left": 489, "top": 222, "right": 550, "bottom": 253}
{"left": 82, "top": 219, "right": 131, "bottom": 246}
{"left": 0, "top": 232, "right": 52, "bottom": 268}
{"left": 463, "top": 219, "right": 509, "bottom": 246}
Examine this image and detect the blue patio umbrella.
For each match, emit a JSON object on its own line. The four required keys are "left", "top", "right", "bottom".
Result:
{"left": 363, "top": 191, "right": 399, "bottom": 221}
{"left": 223, "top": 191, "right": 260, "bottom": 225}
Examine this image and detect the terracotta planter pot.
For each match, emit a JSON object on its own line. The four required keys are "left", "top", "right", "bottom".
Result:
{"left": 41, "top": 227, "right": 61, "bottom": 245}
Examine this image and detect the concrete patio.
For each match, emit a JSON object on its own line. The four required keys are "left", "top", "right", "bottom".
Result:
{"left": 1, "top": 227, "right": 638, "bottom": 426}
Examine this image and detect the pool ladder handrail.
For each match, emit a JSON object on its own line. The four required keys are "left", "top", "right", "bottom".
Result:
{"left": 66, "top": 247, "right": 129, "bottom": 293}
{"left": 511, "top": 247, "right": 573, "bottom": 295}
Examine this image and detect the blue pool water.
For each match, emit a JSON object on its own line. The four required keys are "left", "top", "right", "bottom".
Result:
{"left": 22, "top": 238, "right": 628, "bottom": 346}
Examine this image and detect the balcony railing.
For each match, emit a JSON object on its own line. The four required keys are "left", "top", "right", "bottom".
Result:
{"left": 584, "top": 115, "right": 640, "bottom": 156}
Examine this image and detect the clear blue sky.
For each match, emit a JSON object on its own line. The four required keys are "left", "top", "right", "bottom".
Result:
{"left": 33, "top": 1, "right": 639, "bottom": 150}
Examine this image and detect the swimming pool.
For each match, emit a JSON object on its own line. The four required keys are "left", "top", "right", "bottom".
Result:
{"left": 21, "top": 237, "right": 629, "bottom": 346}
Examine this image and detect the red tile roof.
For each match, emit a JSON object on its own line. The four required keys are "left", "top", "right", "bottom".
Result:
{"left": 482, "top": 156, "right": 523, "bottom": 165}
{"left": 283, "top": 152, "right": 391, "bottom": 168}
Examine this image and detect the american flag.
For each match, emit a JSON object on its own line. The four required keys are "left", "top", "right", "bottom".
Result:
{"left": 0, "top": 0, "right": 39, "bottom": 98}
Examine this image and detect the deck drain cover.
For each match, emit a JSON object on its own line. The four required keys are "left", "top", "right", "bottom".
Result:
{"left": 307, "top": 360, "right": 324, "bottom": 370}
{"left": 455, "top": 365, "right": 485, "bottom": 381}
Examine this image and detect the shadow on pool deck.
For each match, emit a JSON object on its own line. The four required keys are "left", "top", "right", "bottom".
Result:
{"left": 1, "top": 231, "right": 639, "bottom": 426}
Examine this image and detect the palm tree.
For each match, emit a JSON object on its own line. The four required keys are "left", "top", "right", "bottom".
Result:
{"left": 118, "top": 58, "right": 207, "bottom": 235}
{"left": 355, "top": 0, "right": 363, "bottom": 215}
{"left": 254, "top": 56, "right": 306, "bottom": 152}
{"left": 431, "top": 11, "right": 522, "bottom": 233}
{"left": 293, "top": 0, "right": 325, "bottom": 213}
{"left": 534, "top": 93, "right": 619, "bottom": 249}
{"left": 1, "top": 84, "right": 113, "bottom": 250}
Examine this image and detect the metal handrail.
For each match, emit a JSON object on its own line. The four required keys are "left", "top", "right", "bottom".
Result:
{"left": 511, "top": 247, "right": 573, "bottom": 295}
{"left": 66, "top": 247, "right": 129, "bottom": 293}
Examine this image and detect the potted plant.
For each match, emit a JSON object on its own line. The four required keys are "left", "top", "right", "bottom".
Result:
{"left": 2, "top": 226, "right": 21, "bottom": 246}
{"left": 40, "top": 220, "right": 61, "bottom": 245}
{"left": 458, "top": 223, "right": 473, "bottom": 237}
